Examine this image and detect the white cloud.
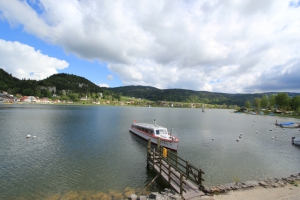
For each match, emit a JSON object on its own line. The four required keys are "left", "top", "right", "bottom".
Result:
{"left": 0, "top": 39, "right": 68, "bottom": 80}
{"left": 107, "top": 75, "right": 114, "bottom": 80}
{"left": 99, "top": 83, "right": 109, "bottom": 88}
{"left": 1, "top": 0, "right": 300, "bottom": 92}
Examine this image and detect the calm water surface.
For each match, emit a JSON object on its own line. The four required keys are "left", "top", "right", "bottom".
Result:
{"left": 0, "top": 104, "right": 300, "bottom": 199}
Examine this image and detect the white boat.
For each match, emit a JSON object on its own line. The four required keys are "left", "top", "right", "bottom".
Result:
{"left": 292, "top": 137, "right": 300, "bottom": 146}
{"left": 129, "top": 120, "right": 179, "bottom": 151}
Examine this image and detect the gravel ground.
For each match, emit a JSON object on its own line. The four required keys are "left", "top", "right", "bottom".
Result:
{"left": 198, "top": 185, "right": 300, "bottom": 200}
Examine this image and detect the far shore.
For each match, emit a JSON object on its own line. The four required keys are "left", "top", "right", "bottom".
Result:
{"left": 2, "top": 101, "right": 300, "bottom": 119}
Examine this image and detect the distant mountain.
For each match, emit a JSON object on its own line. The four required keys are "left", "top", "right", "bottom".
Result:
{"left": 1, "top": 68, "right": 299, "bottom": 106}
{"left": 103, "top": 85, "right": 300, "bottom": 106}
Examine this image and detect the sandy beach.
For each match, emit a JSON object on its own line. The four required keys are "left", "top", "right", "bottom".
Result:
{"left": 200, "top": 185, "right": 300, "bottom": 200}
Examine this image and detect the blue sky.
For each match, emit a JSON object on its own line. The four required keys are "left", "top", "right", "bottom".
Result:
{"left": 0, "top": 0, "right": 300, "bottom": 93}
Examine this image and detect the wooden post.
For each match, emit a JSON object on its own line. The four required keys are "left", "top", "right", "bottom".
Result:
{"left": 166, "top": 149, "right": 169, "bottom": 161}
{"left": 159, "top": 156, "right": 162, "bottom": 174}
{"left": 168, "top": 164, "right": 171, "bottom": 185}
{"left": 157, "top": 137, "right": 161, "bottom": 153}
{"left": 147, "top": 139, "right": 151, "bottom": 167}
{"left": 148, "top": 139, "right": 151, "bottom": 149}
{"left": 152, "top": 148, "right": 155, "bottom": 168}
{"left": 198, "top": 169, "right": 203, "bottom": 191}
{"left": 180, "top": 172, "right": 184, "bottom": 196}
{"left": 186, "top": 161, "right": 189, "bottom": 179}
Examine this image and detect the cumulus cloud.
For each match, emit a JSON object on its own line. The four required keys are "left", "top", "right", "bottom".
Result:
{"left": 0, "top": 39, "right": 68, "bottom": 80}
{"left": 0, "top": 0, "right": 300, "bottom": 92}
{"left": 99, "top": 83, "right": 109, "bottom": 88}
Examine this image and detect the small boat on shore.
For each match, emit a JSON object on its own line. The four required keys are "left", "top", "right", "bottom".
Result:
{"left": 276, "top": 121, "right": 300, "bottom": 128}
{"left": 292, "top": 137, "right": 300, "bottom": 146}
{"left": 129, "top": 120, "right": 179, "bottom": 151}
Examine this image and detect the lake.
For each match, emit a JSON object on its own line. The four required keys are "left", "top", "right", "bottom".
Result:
{"left": 0, "top": 104, "right": 299, "bottom": 199}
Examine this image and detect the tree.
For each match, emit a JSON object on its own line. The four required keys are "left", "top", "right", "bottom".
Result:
{"left": 68, "top": 93, "right": 79, "bottom": 102}
{"left": 290, "top": 95, "right": 300, "bottom": 110}
{"left": 22, "top": 88, "right": 34, "bottom": 96}
{"left": 269, "top": 94, "right": 276, "bottom": 110}
{"left": 253, "top": 98, "right": 260, "bottom": 109}
{"left": 260, "top": 95, "right": 269, "bottom": 109}
{"left": 275, "top": 92, "right": 290, "bottom": 110}
{"left": 244, "top": 100, "right": 251, "bottom": 109}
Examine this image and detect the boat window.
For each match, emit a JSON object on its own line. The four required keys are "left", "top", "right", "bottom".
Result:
{"left": 158, "top": 129, "right": 167, "bottom": 135}
{"left": 156, "top": 130, "right": 159, "bottom": 135}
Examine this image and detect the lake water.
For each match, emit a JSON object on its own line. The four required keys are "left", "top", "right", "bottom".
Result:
{"left": 0, "top": 104, "right": 300, "bottom": 199}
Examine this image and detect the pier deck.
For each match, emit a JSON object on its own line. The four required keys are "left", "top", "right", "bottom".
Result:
{"left": 146, "top": 139, "right": 205, "bottom": 199}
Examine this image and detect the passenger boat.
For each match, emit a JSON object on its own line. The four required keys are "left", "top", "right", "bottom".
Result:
{"left": 292, "top": 137, "right": 300, "bottom": 146}
{"left": 129, "top": 120, "right": 179, "bottom": 151}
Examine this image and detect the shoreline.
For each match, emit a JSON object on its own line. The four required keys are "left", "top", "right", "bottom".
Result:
{"left": 128, "top": 173, "right": 300, "bottom": 200}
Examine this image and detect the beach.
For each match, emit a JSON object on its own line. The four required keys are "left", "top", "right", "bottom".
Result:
{"left": 198, "top": 185, "right": 300, "bottom": 200}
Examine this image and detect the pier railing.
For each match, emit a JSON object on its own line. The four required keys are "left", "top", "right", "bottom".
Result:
{"left": 147, "top": 139, "right": 205, "bottom": 196}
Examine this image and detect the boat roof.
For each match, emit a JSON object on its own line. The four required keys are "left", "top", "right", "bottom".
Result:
{"left": 133, "top": 123, "right": 167, "bottom": 129}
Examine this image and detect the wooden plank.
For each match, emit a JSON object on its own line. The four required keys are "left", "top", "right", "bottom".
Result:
{"left": 148, "top": 156, "right": 205, "bottom": 199}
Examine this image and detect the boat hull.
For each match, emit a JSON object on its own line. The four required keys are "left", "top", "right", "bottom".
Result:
{"left": 280, "top": 124, "right": 300, "bottom": 128}
{"left": 278, "top": 122, "right": 300, "bottom": 128}
{"left": 292, "top": 137, "right": 300, "bottom": 146}
{"left": 129, "top": 127, "right": 179, "bottom": 151}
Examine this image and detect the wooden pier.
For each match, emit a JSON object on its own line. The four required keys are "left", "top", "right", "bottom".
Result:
{"left": 147, "top": 139, "right": 205, "bottom": 199}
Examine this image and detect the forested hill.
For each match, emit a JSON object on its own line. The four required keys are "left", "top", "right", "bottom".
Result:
{"left": 103, "top": 86, "right": 300, "bottom": 106}
{"left": 0, "top": 68, "right": 102, "bottom": 96}
{"left": 41, "top": 73, "right": 102, "bottom": 93}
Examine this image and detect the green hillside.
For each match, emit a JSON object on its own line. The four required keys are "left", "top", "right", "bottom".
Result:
{"left": 0, "top": 68, "right": 103, "bottom": 97}
{"left": 1, "top": 68, "right": 300, "bottom": 107}
{"left": 103, "top": 86, "right": 300, "bottom": 107}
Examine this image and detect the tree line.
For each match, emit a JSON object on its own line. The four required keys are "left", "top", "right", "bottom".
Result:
{"left": 244, "top": 92, "right": 300, "bottom": 114}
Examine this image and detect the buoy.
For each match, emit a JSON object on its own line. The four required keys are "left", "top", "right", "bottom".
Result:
{"left": 26, "top": 135, "right": 31, "bottom": 138}
{"left": 270, "top": 128, "right": 272, "bottom": 131}
{"left": 239, "top": 135, "right": 242, "bottom": 138}
{"left": 256, "top": 131, "right": 258, "bottom": 133}
{"left": 33, "top": 136, "right": 36, "bottom": 138}
{"left": 236, "top": 138, "right": 240, "bottom": 141}
{"left": 240, "top": 133, "right": 243, "bottom": 136}
{"left": 271, "top": 137, "right": 274, "bottom": 139}
{"left": 212, "top": 138, "right": 215, "bottom": 140}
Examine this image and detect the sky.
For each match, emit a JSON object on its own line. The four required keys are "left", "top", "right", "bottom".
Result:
{"left": 0, "top": 0, "right": 300, "bottom": 94}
